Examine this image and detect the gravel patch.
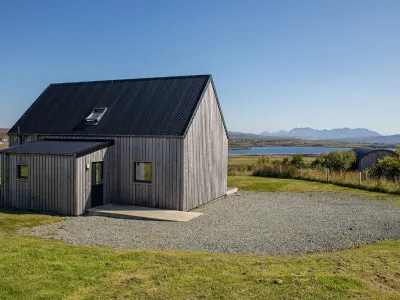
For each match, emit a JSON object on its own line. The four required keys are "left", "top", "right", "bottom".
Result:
{"left": 25, "top": 192, "right": 400, "bottom": 255}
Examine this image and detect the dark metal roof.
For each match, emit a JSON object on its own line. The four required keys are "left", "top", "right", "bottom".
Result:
{"left": 0, "top": 140, "right": 114, "bottom": 157}
{"left": 8, "top": 75, "right": 227, "bottom": 137}
{"left": 352, "top": 147, "right": 398, "bottom": 160}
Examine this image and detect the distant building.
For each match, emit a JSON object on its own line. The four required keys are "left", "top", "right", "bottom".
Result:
{"left": 352, "top": 148, "right": 398, "bottom": 171}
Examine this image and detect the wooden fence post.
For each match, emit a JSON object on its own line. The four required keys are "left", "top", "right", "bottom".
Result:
{"left": 358, "top": 172, "right": 362, "bottom": 185}
{"left": 326, "top": 168, "right": 329, "bottom": 182}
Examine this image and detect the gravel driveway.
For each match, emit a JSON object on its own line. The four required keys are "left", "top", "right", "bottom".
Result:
{"left": 26, "top": 192, "right": 400, "bottom": 255}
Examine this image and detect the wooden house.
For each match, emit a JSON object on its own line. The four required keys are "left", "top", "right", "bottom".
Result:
{"left": 0, "top": 75, "right": 228, "bottom": 215}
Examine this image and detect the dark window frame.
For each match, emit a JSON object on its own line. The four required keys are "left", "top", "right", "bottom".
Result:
{"left": 134, "top": 161, "right": 152, "bottom": 184}
{"left": 17, "top": 164, "right": 28, "bottom": 180}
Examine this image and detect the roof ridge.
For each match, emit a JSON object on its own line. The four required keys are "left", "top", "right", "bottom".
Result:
{"left": 50, "top": 74, "right": 211, "bottom": 86}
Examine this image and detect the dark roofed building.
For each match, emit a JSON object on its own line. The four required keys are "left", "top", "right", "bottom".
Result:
{"left": 0, "top": 75, "right": 228, "bottom": 215}
{"left": 352, "top": 147, "right": 398, "bottom": 171}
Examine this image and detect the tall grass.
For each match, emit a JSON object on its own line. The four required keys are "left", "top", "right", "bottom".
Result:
{"left": 253, "top": 163, "right": 400, "bottom": 195}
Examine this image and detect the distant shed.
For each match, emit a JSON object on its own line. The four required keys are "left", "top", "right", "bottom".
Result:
{"left": 352, "top": 148, "right": 398, "bottom": 171}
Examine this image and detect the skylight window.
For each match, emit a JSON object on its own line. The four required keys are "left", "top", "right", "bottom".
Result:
{"left": 86, "top": 108, "right": 107, "bottom": 124}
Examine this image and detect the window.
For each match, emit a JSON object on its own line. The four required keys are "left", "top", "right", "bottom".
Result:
{"left": 92, "top": 162, "right": 103, "bottom": 185}
{"left": 85, "top": 107, "right": 107, "bottom": 124}
{"left": 134, "top": 162, "right": 152, "bottom": 183}
{"left": 17, "top": 164, "right": 28, "bottom": 180}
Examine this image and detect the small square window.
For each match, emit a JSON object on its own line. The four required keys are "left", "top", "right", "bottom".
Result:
{"left": 134, "top": 162, "right": 152, "bottom": 183}
{"left": 17, "top": 164, "right": 28, "bottom": 180}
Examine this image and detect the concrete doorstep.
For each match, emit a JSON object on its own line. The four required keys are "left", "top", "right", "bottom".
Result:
{"left": 226, "top": 187, "right": 238, "bottom": 195}
{"left": 87, "top": 204, "right": 203, "bottom": 222}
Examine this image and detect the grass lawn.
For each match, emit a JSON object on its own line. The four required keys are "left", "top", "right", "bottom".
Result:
{"left": 1, "top": 177, "right": 400, "bottom": 299}
{"left": 0, "top": 209, "right": 62, "bottom": 234}
{"left": 228, "top": 176, "right": 400, "bottom": 203}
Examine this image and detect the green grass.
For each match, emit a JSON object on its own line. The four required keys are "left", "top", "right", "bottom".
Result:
{"left": 228, "top": 176, "right": 400, "bottom": 203}
{"left": 1, "top": 178, "right": 400, "bottom": 299}
{"left": 228, "top": 155, "right": 315, "bottom": 167}
{"left": 1, "top": 234, "right": 400, "bottom": 299}
{"left": 0, "top": 209, "right": 62, "bottom": 234}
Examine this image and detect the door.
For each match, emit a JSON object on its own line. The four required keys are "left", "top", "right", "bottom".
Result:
{"left": 91, "top": 162, "right": 104, "bottom": 207}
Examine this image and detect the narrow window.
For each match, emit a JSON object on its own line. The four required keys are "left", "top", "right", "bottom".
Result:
{"left": 85, "top": 108, "right": 107, "bottom": 124}
{"left": 17, "top": 164, "right": 28, "bottom": 180}
{"left": 92, "top": 162, "right": 104, "bottom": 185}
{"left": 134, "top": 162, "right": 152, "bottom": 183}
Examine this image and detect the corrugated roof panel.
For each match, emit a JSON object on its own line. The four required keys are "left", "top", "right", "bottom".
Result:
{"left": 8, "top": 75, "right": 218, "bottom": 137}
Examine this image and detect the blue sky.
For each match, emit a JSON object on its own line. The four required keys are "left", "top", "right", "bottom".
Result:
{"left": 1, "top": 0, "right": 399, "bottom": 135}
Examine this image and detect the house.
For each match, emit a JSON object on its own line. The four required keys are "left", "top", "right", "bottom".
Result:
{"left": 352, "top": 147, "right": 398, "bottom": 171}
{"left": 0, "top": 75, "right": 228, "bottom": 215}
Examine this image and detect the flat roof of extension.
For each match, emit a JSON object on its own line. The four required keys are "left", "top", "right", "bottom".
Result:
{"left": 0, "top": 139, "right": 114, "bottom": 157}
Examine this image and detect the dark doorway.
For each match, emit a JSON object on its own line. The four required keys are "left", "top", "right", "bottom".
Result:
{"left": 91, "top": 162, "right": 104, "bottom": 207}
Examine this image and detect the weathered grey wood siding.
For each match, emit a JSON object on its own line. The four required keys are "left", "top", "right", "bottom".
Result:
{"left": 8, "top": 134, "right": 185, "bottom": 210}
{"left": 75, "top": 148, "right": 107, "bottom": 215}
{"left": 8, "top": 134, "right": 36, "bottom": 147}
{"left": 183, "top": 82, "right": 228, "bottom": 211}
{"left": 359, "top": 150, "right": 398, "bottom": 170}
{"left": 0, "top": 153, "right": 75, "bottom": 215}
{"left": 0, "top": 153, "right": 5, "bottom": 207}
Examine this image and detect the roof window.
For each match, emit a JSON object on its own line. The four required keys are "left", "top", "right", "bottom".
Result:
{"left": 86, "top": 108, "right": 107, "bottom": 124}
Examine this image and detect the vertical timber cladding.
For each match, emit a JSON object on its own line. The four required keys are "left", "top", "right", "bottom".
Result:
{"left": 1, "top": 153, "right": 76, "bottom": 215}
{"left": 109, "top": 137, "right": 184, "bottom": 210}
{"left": 75, "top": 148, "right": 107, "bottom": 215}
{"left": 183, "top": 82, "right": 228, "bottom": 211}
{"left": 33, "top": 135, "right": 184, "bottom": 211}
{"left": 359, "top": 150, "right": 398, "bottom": 171}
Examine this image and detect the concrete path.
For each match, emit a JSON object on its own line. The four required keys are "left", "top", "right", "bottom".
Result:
{"left": 87, "top": 204, "right": 203, "bottom": 222}
{"left": 226, "top": 187, "right": 238, "bottom": 195}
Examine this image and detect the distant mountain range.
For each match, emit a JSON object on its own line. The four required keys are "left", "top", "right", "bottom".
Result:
{"left": 0, "top": 128, "right": 8, "bottom": 134}
{"left": 259, "top": 127, "right": 381, "bottom": 140}
{"left": 228, "top": 127, "right": 400, "bottom": 143}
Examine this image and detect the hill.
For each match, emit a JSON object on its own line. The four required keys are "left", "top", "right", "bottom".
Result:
{"left": 229, "top": 128, "right": 385, "bottom": 140}
{"left": 259, "top": 127, "right": 381, "bottom": 140}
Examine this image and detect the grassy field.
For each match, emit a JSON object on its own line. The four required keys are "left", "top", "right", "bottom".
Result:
{"left": 1, "top": 176, "right": 400, "bottom": 299}
{"left": 229, "top": 154, "right": 400, "bottom": 196}
{"left": 228, "top": 176, "right": 400, "bottom": 204}
{"left": 229, "top": 154, "right": 315, "bottom": 167}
